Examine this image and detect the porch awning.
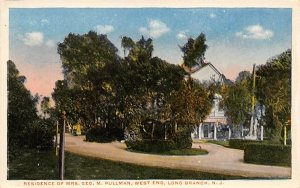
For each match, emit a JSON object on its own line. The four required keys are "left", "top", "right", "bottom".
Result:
{"left": 204, "top": 117, "right": 227, "bottom": 124}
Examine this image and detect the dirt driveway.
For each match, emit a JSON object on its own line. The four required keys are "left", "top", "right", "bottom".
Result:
{"left": 65, "top": 134, "right": 291, "bottom": 178}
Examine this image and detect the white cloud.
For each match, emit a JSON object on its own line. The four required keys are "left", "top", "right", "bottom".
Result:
{"left": 41, "top": 19, "right": 49, "bottom": 25}
{"left": 95, "top": 25, "right": 114, "bottom": 34}
{"left": 236, "top": 24, "right": 273, "bottom": 40}
{"left": 176, "top": 31, "right": 188, "bottom": 40}
{"left": 19, "top": 31, "right": 56, "bottom": 48}
{"left": 45, "top": 40, "right": 55, "bottom": 47}
{"left": 209, "top": 13, "right": 216, "bottom": 19}
{"left": 139, "top": 19, "right": 170, "bottom": 39}
{"left": 21, "top": 32, "right": 44, "bottom": 46}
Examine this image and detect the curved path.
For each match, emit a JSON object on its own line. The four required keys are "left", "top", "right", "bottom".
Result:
{"left": 65, "top": 134, "right": 291, "bottom": 178}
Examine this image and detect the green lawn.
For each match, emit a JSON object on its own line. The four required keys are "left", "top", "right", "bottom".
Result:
{"left": 206, "top": 140, "right": 230, "bottom": 148}
{"left": 128, "top": 148, "right": 208, "bottom": 156}
{"left": 8, "top": 149, "right": 246, "bottom": 180}
{"left": 161, "top": 148, "right": 208, "bottom": 155}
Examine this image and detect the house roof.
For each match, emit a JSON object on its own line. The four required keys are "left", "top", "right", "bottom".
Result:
{"left": 182, "top": 62, "right": 226, "bottom": 84}
{"left": 182, "top": 62, "right": 222, "bottom": 77}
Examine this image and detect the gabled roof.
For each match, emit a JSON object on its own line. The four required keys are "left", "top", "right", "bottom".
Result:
{"left": 182, "top": 61, "right": 232, "bottom": 85}
{"left": 182, "top": 62, "right": 222, "bottom": 77}
{"left": 200, "top": 63, "right": 222, "bottom": 77}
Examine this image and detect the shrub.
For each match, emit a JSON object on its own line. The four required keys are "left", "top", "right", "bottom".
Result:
{"left": 108, "top": 125, "right": 124, "bottom": 141}
{"left": 86, "top": 127, "right": 114, "bottom": 143}
{"left": 229, "top": 139, "right": 261, "bottom": 150}
{"left": 85, "top": 126, "right": 123, "bottom": 143}
{"left": 172, "top": 130, "right": 193, "bottom": 149}
{"left": 8, "top": 119, "right": 55, "bottom": 161}
{"left": 25, "top": 119, "right": 55, "bottom": 150}
{"left": 126, "top": 139, "right": 176, "bottom": 153}
{"left": 244, "top": 143, "right": 291, "bottom": 167}
{"left": 126, "top": 130, "right": 193, "bottom": 153}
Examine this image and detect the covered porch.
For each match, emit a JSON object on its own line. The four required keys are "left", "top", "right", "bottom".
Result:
{"left": 192, "top": 117, "right": 230, "bottom": 140}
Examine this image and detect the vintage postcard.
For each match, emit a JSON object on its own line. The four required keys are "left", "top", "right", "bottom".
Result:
{"left": 0, "top": 0, "right": 300, "bottom": 188}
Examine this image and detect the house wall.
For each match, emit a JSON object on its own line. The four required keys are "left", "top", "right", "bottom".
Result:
{"left": 191, "top": 65, "right": 223, "bottom": 83}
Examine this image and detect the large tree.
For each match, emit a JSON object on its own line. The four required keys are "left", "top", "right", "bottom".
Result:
{"left": 7, "top": 60, "right": 53, "bottom": 159}
{"left": 8, "top": 60, "right": 39, "bottom": 152}
{"left": 168, "top": 78, "right": 212, "bottom": 132}
{"left": 55, "top": 32, "right": 212, "bottom": 149}
{"left": 55, "top": 31, "right": 121, "bottom": 129}
{"left": 224, "top": 71, "right": 252, "bottom": 129}
{"left": 118, "top": 37, "right": 187, "bottom": 141}
{"left": 256, "top": 49, "right": 291, "bottom": 143}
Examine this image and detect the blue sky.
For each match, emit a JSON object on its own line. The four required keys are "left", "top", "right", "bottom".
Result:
{"left": 9, "top": 8, "right": 291, "bottom": 97}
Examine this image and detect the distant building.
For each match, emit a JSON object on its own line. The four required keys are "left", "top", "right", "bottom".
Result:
{"left": 182, "top": 62, "right": 230, "bottom": 140}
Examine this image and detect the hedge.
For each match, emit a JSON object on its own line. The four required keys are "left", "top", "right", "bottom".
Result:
{"left": 126, "top": 139, "right": 176, "bottom": 153}
{"left": 229, "top": 139, "right": 262, "bottom": 150}
{"left": 244, "top": 143, "right": 291, "bottom": 167}
{"left": 86, "top": 126, "right": 123, "bottom": 143}
{"left": 126, "top": 130, "right": 193, "bottom": 153}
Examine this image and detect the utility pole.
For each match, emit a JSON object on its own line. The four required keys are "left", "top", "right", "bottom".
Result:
{"left": 58, "top": 111, "right": 66, "bottom": 180}
{"left": 249, "top": 64, "right": 256, "bottom": 138}
{"left": 55, "top": 120, "right": 59, "bottom": 156}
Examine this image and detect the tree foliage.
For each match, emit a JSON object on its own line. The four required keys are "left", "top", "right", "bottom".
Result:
{"left": 118, "top": 37, "right": 188, "bottom": 141}
{"left": 55, "top": 31, "right": 122, "bottom": 131}
{"left": 54, "top": 32, "right": 213, "bottom": 148}
{"left": 8, "top": 60, "right": 39, "bottom": 152}
{"left": 8, "top": 60, "right": 55, "bottom": 160}
{"left": 122, "top": 36, "right": 153, "bottom": 63}
{"left": 57, "top": 31, "right": 120, "bottom": 87}
{"left": 256, "top": 49, "right": 291, "bottom": 143}
{"left": 169, "top": 79, "right": 211, "bottom": 129}
{"left": 180, "top": 33, "right": 208, "bottom": 68}
{"left": 224, "top": 72, "right": 252, "bottom": 126}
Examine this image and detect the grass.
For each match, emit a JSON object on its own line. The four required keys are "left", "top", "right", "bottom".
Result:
{"left": 244, "top": 160, "right": 291, "bottom": 167}
{"left": 8, "top": 149, "right": 58, "bottom": 180}
{"left": 161, "top": 148, "right": 208, "bottom": 155}
{"left": 128, "top": 148, "right": 208, "bottom": 156}
{"left": 8, "top": 149, "right": 246, "bottom": 180}
{"left": 206, "top": 140, "right": 230, "bottom": 148}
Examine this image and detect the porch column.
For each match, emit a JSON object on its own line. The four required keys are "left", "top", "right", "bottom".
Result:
{"left": 241, "top": 125, "right": 244, "bottom": 137}
{"left": 254, "top": 118, "right": 258, "bottom": 137}
{"left": 214, "top": 122, "right": 217, "bottom": 140}
{"left": 228, "top": 127, "right": 231, "bottom": 139}
{"left": 198, "top": 123, "right": 202, "bottom": 139}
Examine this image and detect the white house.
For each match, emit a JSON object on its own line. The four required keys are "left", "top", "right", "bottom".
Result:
{"left": 185, "top": 62, "right": 224, "bottom": 83}
{"left": 183, "top": 62, "right": 230, "bottom": 140}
